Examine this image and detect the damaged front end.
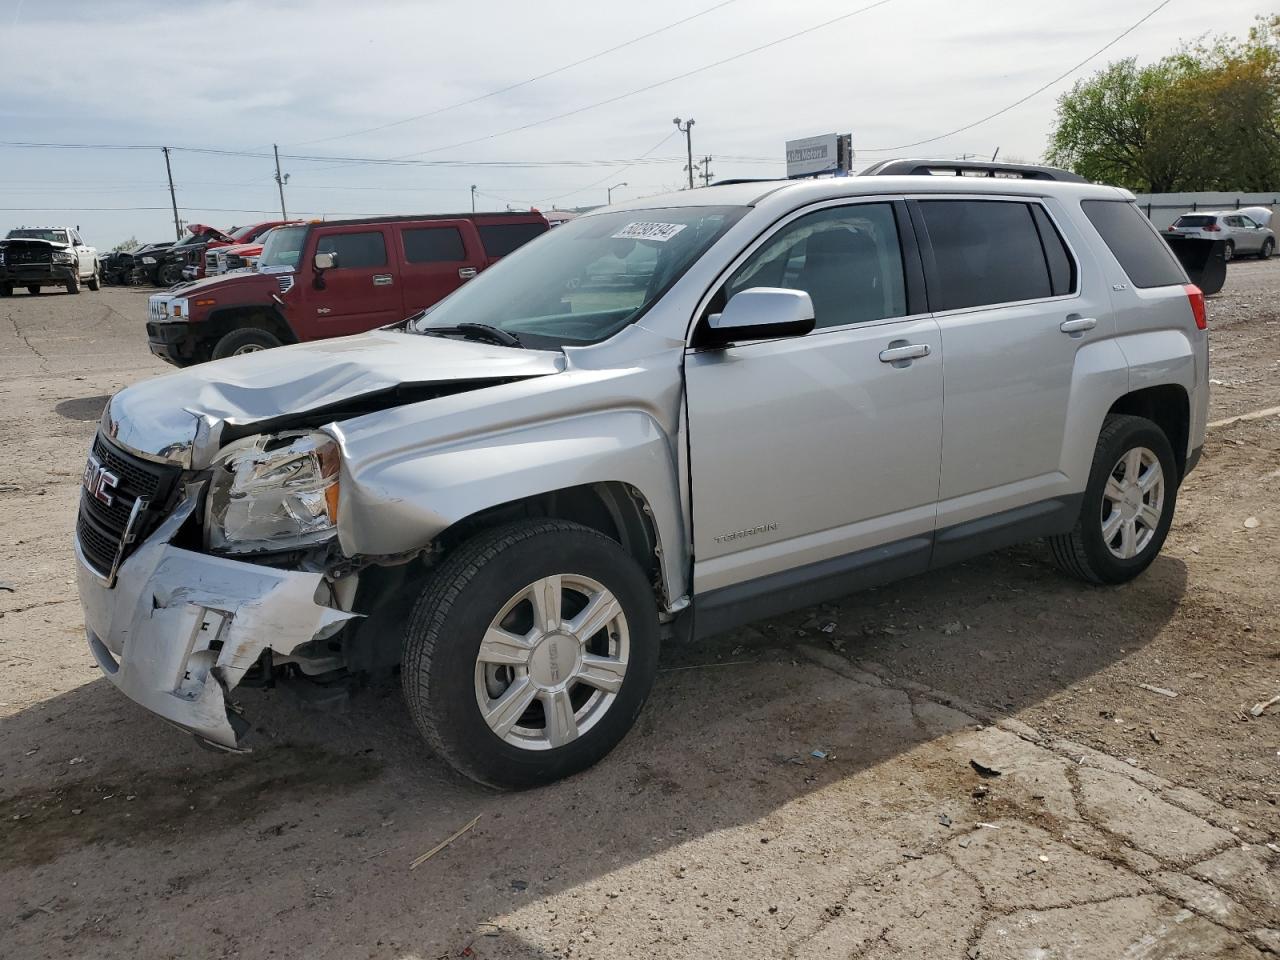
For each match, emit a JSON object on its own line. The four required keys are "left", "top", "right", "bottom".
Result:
{"left": 77, "top": 488, "right": 358, "bottom": 750}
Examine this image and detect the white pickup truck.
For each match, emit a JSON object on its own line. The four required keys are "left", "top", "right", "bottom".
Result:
{"left": 0, "top": 226, "right": 99, "bottom": 295}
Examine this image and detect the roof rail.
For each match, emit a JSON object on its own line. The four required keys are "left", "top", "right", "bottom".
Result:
{"left": 859, "top": 158, "right": 1086, "bottom": 183}
{"left": 709, "top": 177, "right": 779, "bottom": 187}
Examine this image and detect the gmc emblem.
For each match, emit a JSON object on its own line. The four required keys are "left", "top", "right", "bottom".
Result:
{"left": 82, "top": 454, "right": 119, "bottom": 507}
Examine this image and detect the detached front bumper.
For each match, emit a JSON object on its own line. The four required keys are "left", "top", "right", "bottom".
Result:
{"left": 76, "top": 496, "right": 356, "bottom": 749}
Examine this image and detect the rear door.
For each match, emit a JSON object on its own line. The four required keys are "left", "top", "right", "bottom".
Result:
{"left": 475, "top": 219, "right": 549, "bottom": 265}
{"left": 307, "top": 226, "right": 404, "bottom": 336}
{"left": 396, "top": 221, "right": 484, "bottom": 313}
{"left": 912, "top": 196, "right": 1111, "bottom": 552}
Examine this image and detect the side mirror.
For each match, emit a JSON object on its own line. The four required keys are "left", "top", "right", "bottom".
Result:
{"left": 698, "top": 287, "right": 815, "bottom": 348}
{"left": 313, "top": 251, "right": 338, "bottom": 270}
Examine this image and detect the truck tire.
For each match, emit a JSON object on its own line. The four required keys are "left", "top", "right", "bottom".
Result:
{"left": 402, "top": 519, "right": 661, "bottom": 789}
{"left": 87, "top": 265, "right": 101, "bottom": 290}
{"left": 66, "top": 272, "right": 81, "bottom": 294}
{"left": 27, "top": 285, "right": 40, "bottom": 295}
{"left": 0, "top": 283, "right": 11, "bottom": 297}
{"left": 1049, "top": 414, "right": 1178, "bottom": 585}
{"left": 211, "top": 327, "right": 282, "bottom": 359}
{"left": 157, "top": 262, "right": 183, "bottom": 287}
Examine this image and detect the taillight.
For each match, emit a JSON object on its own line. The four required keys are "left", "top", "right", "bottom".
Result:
{"left": 1185, "top": 284, "right": 1207, "bottom": 330}
{"left": 1204, "top": 222, "right": 1220, "bottom": 232}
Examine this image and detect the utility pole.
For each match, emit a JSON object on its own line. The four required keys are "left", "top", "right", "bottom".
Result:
{"left": 273, "top": 144, "right": 289, "bottom": 219}
{"left": 161, "top": 146, "right": 181, "bottom": 240}
{"left": 991, "top": 147, "right": 1001, "bottom": 162}
{"left": 673, "top": 117, "right": 695, "bottom": 189}
{"left": 607, "top": 181, "right": 628, "bottom": 204}
{"left": 700, "top": 155, "right": 714, "bottom": 187}
{"left": 471, "top": 184, "right": 477, "bottom": 212}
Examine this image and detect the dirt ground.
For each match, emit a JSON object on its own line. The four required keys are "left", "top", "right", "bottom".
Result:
{"left": 1, "top": 267, "right": 1278, "bottom": 959}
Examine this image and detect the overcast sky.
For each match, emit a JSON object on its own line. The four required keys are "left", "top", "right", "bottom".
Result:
{"left": 0, "top": 0, "right": 1269, "bottom": 247}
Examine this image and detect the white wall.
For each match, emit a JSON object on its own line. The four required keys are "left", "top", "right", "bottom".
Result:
{"left": 1134, "top": 191, "right": 1280, "bottom": 228}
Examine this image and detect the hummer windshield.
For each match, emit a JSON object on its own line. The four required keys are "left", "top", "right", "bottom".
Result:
{"left": 258, "top": 225, "right": 308, "bottom": 269}
{"left": 409, "top": 206, "right": 746, "bottom": 349}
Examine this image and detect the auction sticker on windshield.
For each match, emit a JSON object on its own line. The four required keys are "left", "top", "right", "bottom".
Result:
{"left": 611, "top": 221, "right": 688, "bottom": 242}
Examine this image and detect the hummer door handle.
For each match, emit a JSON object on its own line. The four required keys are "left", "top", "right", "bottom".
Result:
{"left": 458, "top": 267, "right": 478, "bottom": 279}
{"left": 372, "top": 274, "right": 393, "bottom": 286}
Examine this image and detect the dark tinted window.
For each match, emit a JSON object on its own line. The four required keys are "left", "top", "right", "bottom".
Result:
{"left": 919, "top": 200, "right": 1051, "bottom": 310}
{"left": 1173, "top": 215, "right": 1215, "bottom": 228}
{"left": 477, "top": 221, "right": 547, "bottom": 257}
{"left": 1081, "top": 200, "right": 1185, "bottom": 288}
{"left": 403, "top": 226, "right": 466, "bottom": 263}
{"left": 316, "top": 231, "right": 387, "bottom": 269}
{"left": 723, "top": 202, "right": 907, "bottom": 328}
{"left": 1030, "top": 205, "right": 1076, "bottom": 296}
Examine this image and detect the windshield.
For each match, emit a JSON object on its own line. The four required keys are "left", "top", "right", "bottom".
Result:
{"left": 258, "top": 225, "right": 308, "bottom": 269}
{"left": 8, "top": 228, "right": 70, "bottom": 243}
{"left": 231, "top": 223, "right": 265, "bottom": 242}
{"left": 409, "top": 206, "right": 746, "bottom": 348}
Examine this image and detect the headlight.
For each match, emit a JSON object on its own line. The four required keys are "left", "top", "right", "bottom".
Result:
{"left": 53, "top": 250, "right": 76, "bottom": 263}
{"left": 206, "top": 432, "right": 340, "bottom": 554}
{"left": 142, "top": 256, "right": 156, "bottom": 264}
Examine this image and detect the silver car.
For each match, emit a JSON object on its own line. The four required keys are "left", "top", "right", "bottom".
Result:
{"left": 1167, "top": 210, "right": 1275, "bottom": 260}
{"left": 76, "top": 160, "right": 1209, "bottom": 788}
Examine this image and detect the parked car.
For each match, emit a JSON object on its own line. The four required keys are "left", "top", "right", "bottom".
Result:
{"left": 182, "top": 220, "right": 296, "bottom": 282}
{"left": 102, "top": 241, "right": 174, "bottom": 285}
{"left": 0, "top": 226, "right": 99, "bottom": 295}
{"left": 78, "top": 161, "right": 1207, "bottom": 788}
{"left": 149, "top": 225, "right": 231, "bottom": 287}
{"left": 204, "top": 223, "right": 303, "bottom": 277}
{"left": 1166, "top": 211, "right": 1275, "bottom": 260}
{"left": 146, "top": 212, "right": 549, "bottom": 363}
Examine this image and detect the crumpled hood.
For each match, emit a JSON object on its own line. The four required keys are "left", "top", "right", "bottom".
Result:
{"left": 105, "top": 329, "right": 565, "bottom": 467}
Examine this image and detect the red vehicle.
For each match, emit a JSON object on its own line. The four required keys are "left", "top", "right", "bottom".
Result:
{"left": 204, "top": 222, "right": 305, "bottom": 276}
{"left": 177, "top": 220, "right": 296, "bottom": 282}
{"left": 147, "top": 212, "right": 549, "bottom": 363}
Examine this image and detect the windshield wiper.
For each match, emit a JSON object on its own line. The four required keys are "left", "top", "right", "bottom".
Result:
{"left": 420, "top": 322, "right": 523, "bottom": 348}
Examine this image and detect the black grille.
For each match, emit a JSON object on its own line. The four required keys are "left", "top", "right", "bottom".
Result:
{"left": 227, "top": 254, "right": 246, "bottom": 270}
{"left": 76, "top": 434, "right": 183, "bottom": 578}
{"left": 7, "top": 246, "right": 52, "bottom": 265}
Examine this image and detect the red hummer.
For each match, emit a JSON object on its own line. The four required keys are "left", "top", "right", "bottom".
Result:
{"left": 146, "top": 212, "right": 549, "bottom": 363}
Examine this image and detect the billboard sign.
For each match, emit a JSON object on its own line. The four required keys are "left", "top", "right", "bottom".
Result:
{"left": 786, "top": 134, "right": 841, "bottom": 178}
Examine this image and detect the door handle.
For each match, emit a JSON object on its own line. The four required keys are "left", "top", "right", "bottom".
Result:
{"left": 458, "top": 267, "right": 478, "bottom": 280}
{"left": 1060, "top": 316, "right": 1096, "bottom": 334}
{"left": 878, "top": 342, "right": 931, "bottom": 364}
{"left": 372, "top": 274, "right": 393, "bottom": 286}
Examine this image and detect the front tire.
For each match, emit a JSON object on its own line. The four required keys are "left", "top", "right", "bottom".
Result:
{"left": 1223, "top": 240, "right": 1235, "bottom": 262}
{"left": 26, "top": 285, "right": 40, "bottom": 295}
{"left": 65, "top": 272, "right": 81, "bottom": 294}
{"left": 1049, "top": 414, "right": 1178, "bottom": 585}
{"left": 0, "top": 283, "right": 11, "bottom": 297}
{"left": 402, "top": 520, "right": 661, "bottom": 789}
{"left": 157, "top": 263, "right": 182, "bottom": 287}
{"left": 210, "top": 327, "right": 282, "bottom": 359}
{"left": 87, "top": 265, "right": 101, "bottom": 290}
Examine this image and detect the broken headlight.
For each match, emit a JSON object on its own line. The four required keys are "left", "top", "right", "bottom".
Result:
{"left": 206, "top": 432, "right": 340, "bottom": 554}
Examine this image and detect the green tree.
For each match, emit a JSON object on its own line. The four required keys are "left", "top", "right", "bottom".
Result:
{"left": 1047, "top": 16, "right": 1280, "bottom": 191}
{"left": 110, "top": 236, "right": 139, "bottom": 253}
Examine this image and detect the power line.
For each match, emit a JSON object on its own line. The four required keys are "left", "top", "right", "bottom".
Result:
{"left": 380, "top": 0, "right": 898, "bottom": 163}
{"left": 534, "top": 130, "right": 680, "bottom": 205}
{"left": 289, "top": 0, "right": 741, "bottom": 147}
{"left": 857, "top": 0, "right": 1173, "bottom": 152}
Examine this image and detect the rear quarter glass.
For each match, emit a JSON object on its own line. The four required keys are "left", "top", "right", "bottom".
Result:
{"left": 1081, "top": 200, "right": 1186, "bottom": 288}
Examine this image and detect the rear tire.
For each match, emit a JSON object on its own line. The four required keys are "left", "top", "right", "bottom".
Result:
{"left": 0, "top": 283, "right": 11, "bottom": 297}
{"left": 210, "top": 327, "right": 282, "bottom": 359}
{"left": 1260, "top": 238, "right": 1274, "bottom": 260}
{"left": 26, "top": 285, "right": 40, "bottom": 295}
{"left": 402, "top": 520, "right": 660, "bottom": 789}
{"left": 1049, "top": 414, "right": 1178, "bottom": 585}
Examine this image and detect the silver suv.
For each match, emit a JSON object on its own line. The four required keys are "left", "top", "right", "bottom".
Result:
{"left": 1167, "top": 210, "right": 1275, "bottom": 260}
{"left": 76, "top": 160, "right": 1209, "bottom": 787}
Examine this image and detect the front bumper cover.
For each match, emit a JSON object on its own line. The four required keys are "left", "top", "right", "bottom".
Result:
{"left": 0, "top": 263, "right": 76, "bottom": 285}
{"left": 76, "top": 495, "right": 357, "bottom": 749}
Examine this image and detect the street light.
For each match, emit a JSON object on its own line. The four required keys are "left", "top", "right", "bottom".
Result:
{"left": 673, "top": 117, "right": 695, "bottom": 190}
{"left": 607, "top": 182, "right": 628, "bottom": 204}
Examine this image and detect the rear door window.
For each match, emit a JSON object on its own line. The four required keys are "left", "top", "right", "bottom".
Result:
{"left": 1081, "top": 200, "right": 1185, "bottom": 288}
{"left": 477, "top": 221, "right": 548, "bottom": 258}
{"left": 1173, "top": 215, "right": 1214, "bottom": 228}
{"left": 316, "top": 231, "right": 387, "bottom": 269}
{"left": 917, "top": 199, "right": 1055, "bottom": 310}
{"left": 403, "top": 226, "right": 467, "bottom": 263}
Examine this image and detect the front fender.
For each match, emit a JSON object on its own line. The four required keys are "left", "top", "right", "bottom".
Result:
{"left": 333, "top": 408, "right": 688, "bottom": 607}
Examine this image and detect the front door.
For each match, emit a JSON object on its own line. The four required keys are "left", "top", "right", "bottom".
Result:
{"left": 305, "top": 226, "right": 404, "bottom": 337}
{"left": 685, "top": 200, "right": 944, "bottom": 599}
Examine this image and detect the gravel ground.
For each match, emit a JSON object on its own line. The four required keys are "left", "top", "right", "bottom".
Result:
{"left": 1, "top": 267, "right": 1278, "bottom": 959}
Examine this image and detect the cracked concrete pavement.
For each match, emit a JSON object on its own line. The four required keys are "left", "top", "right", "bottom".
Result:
{"left": 2, "top": 279, "right": 1279, "bottom": 959}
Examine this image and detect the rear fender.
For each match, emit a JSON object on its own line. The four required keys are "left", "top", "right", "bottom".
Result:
{"left": 1113, "top": 327, "right": 1202, "bottom": 457}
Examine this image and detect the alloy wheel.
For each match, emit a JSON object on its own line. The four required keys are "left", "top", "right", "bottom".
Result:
{"left": 1100, "top": 447, "right": 1165, "bottom": 560}
{"left": 474, "top": 574, "right": 629, "bottom": 751}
